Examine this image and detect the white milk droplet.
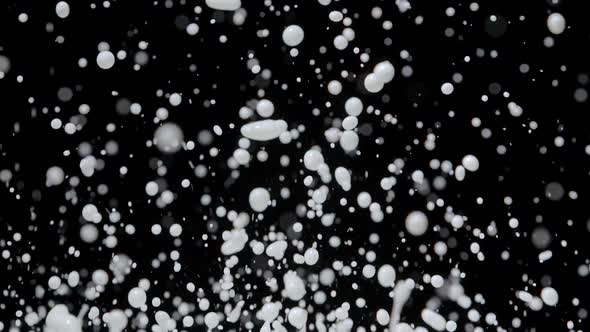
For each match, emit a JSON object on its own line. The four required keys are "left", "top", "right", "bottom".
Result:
{"left": 304, "top": 248, "right": 319, "bottom": 265}
{"left": 282, "top": 25, "right": 305, "bottom": 47}
{"left": 345, "top": 97, "right": 363, "bottom": 116}
{"left": 221, "top": 229, "right": 249, "bottom": 255}
{"left": 154, "top": 123, "right": 184, "bottom": 153}
{"left": 240, "top": 119, "right": 288, "bottom": 141}
{"left": 303, "top": 149, "right": 325, "bottom": 171}
{"left": 441, "top": 82, "right": 454, "bottom": 95}
{"left": 104, "top": 310, "right": 128, "bottom": 332}
{"left": 340, "top": 130, "right": 359, "bottom": 152}
{"left": 249, "top": 187, "right": 271, "bottom": 212}
{"left": 205, "top": 0, "right": 241, "bottom": 11}
{"left": 256, "top": 99, "right": 275, "bottom": 118}
{"left": 283, "top": 271, "right": 306, "bottom": 301}
{"left": 128, "top": 287, "right": 147, "bottom": 308}
{"left": 461, "top": 154, "right": 480, "bottom": 172}
{"left": 547, "top": 13, "right": 566, "bottom": 35}
{"left": 377, "top": 264, "right": 396, "bottom": 287}
{"left": 541, "top": 287, "right": 559, "bottom": 306}
{"left": 374, "top": 61, "right": 395, "bottom": 83}
{"left": 46, "top": 166, "right": 65, "bottom": 187}
{"left": 405, "top": 211, "right": 428, "bottom": 236}
{"left": 421, "top": 309, "right": 447, "bottom": 331}
{"left": 96, "top": 51, "right": 115, "bottom": 69}
{"left": 55, "top": 1, "right": 70, "bottom": 18}
{"left": 288, "top": 307, "right": 308, "bottom": 329}
{"left": 334, "top": 167, "right": 351, "bottom": 191}
{"left": 364, "top": 73, "right": 384, "bottom": 93}
{"left": 45, "top": 305, "right": 82, "bottom": 332}
{"left": 204, "top": 312, "right": 220, "bottom": 330}
{"left": 266, "top": 240, "right": 288, "bottom": 260}
{"left": 376, "top": 309, "right": 390, "bottom": 326}
{"left": 342, "top": 116, "right": 358, "bottom": 130}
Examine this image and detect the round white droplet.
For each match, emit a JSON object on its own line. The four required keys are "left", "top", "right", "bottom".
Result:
{"left": 104, "top": 310, "right": 127, "bottom": 332}
{"left": 405, "top": 211, "right": 429, "bottom": 236}
{"left": 155, "top": 311, "right": 170, "bottom": 328}
{"left": 374, "top": 61, "right": 395, "bottom": 83}
{"left": 80, "top": 224, "right": 98, "bottom": 243}
{"left": 282, "top": 25, "right": 304, "bottom": 47}
{"left": 233, "top": 148, "right": 251, "bottom": 165}
{"left": 154, "top": 123, "right": 184, "bottom": 153}
{"left": 46, "top": 166, "right": 65, "bottom": 187}
{"left": 431, "top": 275, "right": 444, "bottom": 288}
{"left": 342, "top": 116, "right": 358, "bottom": 130}
{"left": 82, "top": 203, "right": 98, "bottom": 222}
{"left": 357, "top": 192, "right": 372, "bottom": 208}
{"left": 547, "top": 13, "right": 566, "bottom": 35}
{"left": 45, "top": 305, "right": 81, "bottom": 332}
{"left": 55, "top": 1, "right": 70, "bottom": 18}
{"left": 441, "top": 82, "right": 454, "bottom": 95}
{"left": 92, "top": 269, "right": 109, "bottom": 285}
{"left": 343, "top": 27, "right": 355, "bottom": 41}
{"left": 451, "top": 215, "right": 464, "bottom": 229}
{"left": 186, "top": 23, "right": 200, "bottom": 35}
{"left": 283, "top": 271, "right": 306, "bottom": 300}
{"left": 541, "top": 287, "right": 559, "bottom": 306}
{"left": 462, "top": 154, "right": 480, "bottom": 172}
{"left": 508, "top": 102, "right": 523, "bottom": 117}
{"left": 50, "top": 118, "right": 62, "bottom": 129}
{"left": 169, "top": 93, "right": 182, "bottom": 106}
{"left": 377, "top": 264, "right": 396, "bottom": 287}
{"left": 249, "top": 187, "right": 270, "bottom": 212}
{"left": 304, "top": 248, "right": 319, "bottom": 265}
{"left": 345, "top": 97, "right": 363, "bottom": 116}
{"left": 333, "top": 35, "right": 349, "bottom": 50}
{"left": 288, "top": 307, "right": 308, "bottom": 329}
{"left": 204, "top": 312, "right": 220, "bottom": 329}
{"left": 329, "top": 11, "right": 344, "bottom": 22}
{"left": 205, "top": 0, "right": 241, "bottom": 11}
{"left": 48, "top": 276, "right": 61, "bottom": 290}
{"left": 340, "top": 130, "right": 359, "bottom": 152}
{"left": 96, "top": 51, "right": 115, "bottom": 70}
{"left": 145, "top": 181, "right": 159, "bottom": 196}
{"left": 169, "top": 224, "right": 182, "bottom": 237}
{"left": 303, "top": 149, "right": 325, "bottom": 171}
{"left": 364, "top": 73, "right": 384, "bottom": 93}
{"left": 362, "top": 265, "right": 376, "bottom": 278}
{"left": 128, "top": 287, "right": 147, "bottom": 308}
{"left": 256, "top": 99, "right": 275, "bottom": 118}
{"left": 327, "top": 80, "right": 343, "bottom": 95}
{"left": 376, "top": 309, "right": 390, "bottom": 326}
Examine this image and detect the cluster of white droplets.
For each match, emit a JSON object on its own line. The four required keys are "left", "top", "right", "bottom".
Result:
{"left": 0, "top": 0, "right": 580, "bottom": 332}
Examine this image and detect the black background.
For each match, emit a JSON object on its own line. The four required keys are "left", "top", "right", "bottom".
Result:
{"left": 1, "top": 0, "right": 590, "bottom": 330}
